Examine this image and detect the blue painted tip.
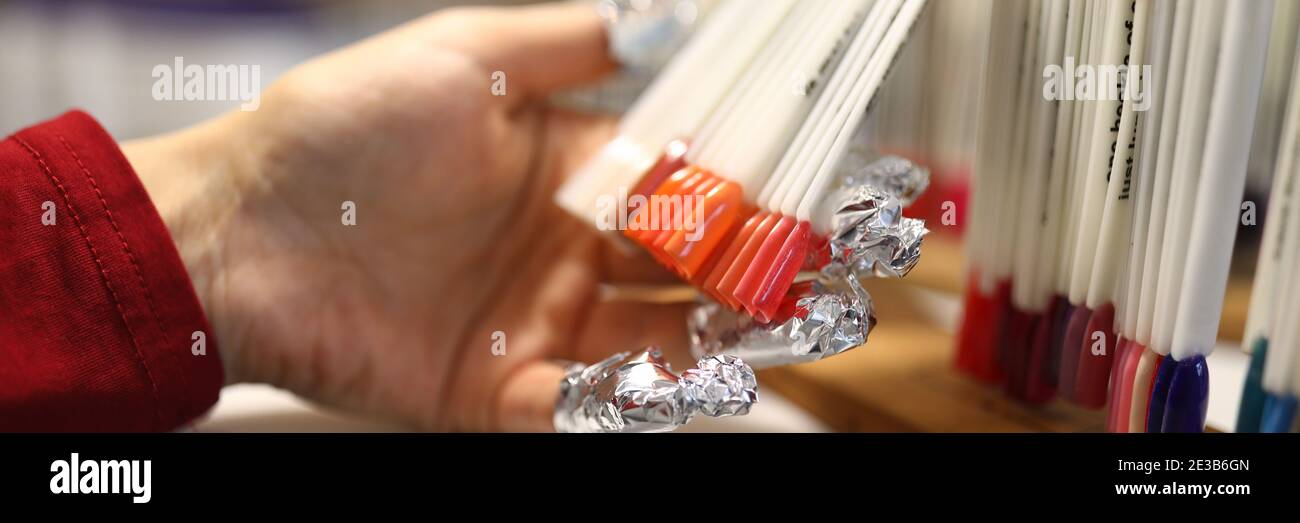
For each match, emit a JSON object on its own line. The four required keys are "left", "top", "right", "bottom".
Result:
{"left": 1160, "top": 355, "right": 1209, "bottom": 433}
{"left": 1146, "top": 355, "right": 1175, "bottom": 433}
{"left": 1260, "top": 393, "right": 1297, "bottom": 433}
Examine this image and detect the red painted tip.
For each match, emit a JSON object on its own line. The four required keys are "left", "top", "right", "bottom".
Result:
{"left": 962, "top": 279, "right": 1010, "bottom": 384}
{"left": 701, "top": 211, "right": 761, "bottom": 305}
{"left": 733, "top": 216, "right": 796, "bottom": 316}
{"left": 716, "top": 213, "right": 780, "bottom": 311}
{"left": 768, "top": 280, "right": 814, "bottom": 325}
{"left": 955, "top": 277, "right": 985, "bottom": 376}
{"left": 630, "top": 140, "right": 690, "bottom": 199}
{"left": 750, "top": 221, "right": 811, "bottom": 323}
{"left": 1058, "top": 304, "right": 1092, "bottom": 402}
{"left": 803, "top": 235, "right": 832, "bottom": 270}
{"left": 691, "top": 204, "right": 753, "bottom": 290}
{"left": 1074, "top": 302, "right": 1116, "bottom": 409}
{"left": 1114, "top": 340, "right": 1145, "bottom": 433}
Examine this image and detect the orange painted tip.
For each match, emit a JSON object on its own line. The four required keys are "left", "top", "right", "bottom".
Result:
{"left": 648, "top": 169, "right": 709, "bottom": 250}
{"left": 664, "top": 180, "right": 743, "bottom": 279}
{"left": 733, "top": 215, "right": 796, "bottom": 317}
{"left": 701, "top": 210, "right": 764, "bottom": 301}
{"left": 716, "top": 213, "right": 781, "bottom": 312}
{"left": 1074, "top": 302, "right": 1115, "bottom": 409}
{"left": 655, "top": 173, "right": 719, "bottom": 256}
{"left": 630, "top": 165, "right": 698, "bottom": 243}
{"left": 690, "top": 204, "right": 751, "bottom": 289}
{"left": 750, "top": 220, "right": 811, "bottom": 323}
{"left": 659, "top": 174, "right": 722, "bottom": 259}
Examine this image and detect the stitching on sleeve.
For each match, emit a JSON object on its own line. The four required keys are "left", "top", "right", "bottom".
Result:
{"left": 14, "top": 135, "right": 165, "bottom": 430}
{"left": 58, "top": 135, "right": 193, "bottom": 415}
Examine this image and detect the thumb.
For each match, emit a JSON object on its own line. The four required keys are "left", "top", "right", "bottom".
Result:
{"left": 423, "top": 2, "right": 617, "bottom": 108}
{"left": 495, "top": 360, "right": 567, "bottom": 432}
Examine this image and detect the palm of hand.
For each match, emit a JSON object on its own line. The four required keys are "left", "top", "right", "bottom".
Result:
{"left": 211, "top": 9, "right": 691, "bottom": 431}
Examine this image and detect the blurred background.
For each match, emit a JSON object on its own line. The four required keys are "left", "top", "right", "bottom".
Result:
{"left": 0, "top": 0, "right": 512, "bottom": 138}
{"left": 0, "top": 0, "right": 1282, "bottom": 432}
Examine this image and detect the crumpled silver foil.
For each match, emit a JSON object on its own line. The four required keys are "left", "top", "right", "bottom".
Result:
{"left": 689, "top": 277, "right": 876, "bottom": 368}
{"left": 684, "top": 156, "right": 925, "bottom": 369}
{"left": 822, "top": 156, "right": 930, "bottom": 279}
{"left": 842, "top": 155, "right": 930, "bottom": 207}
{"left": 554, "top": 347, "right": 757, "bottom": 433}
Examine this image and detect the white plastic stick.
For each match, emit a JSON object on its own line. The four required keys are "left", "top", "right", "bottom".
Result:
{"left": 772, "top": 0, "right": 907, "bottom": 217}
{"left": 1149, "top": 0, "right": 1223, "bottom": 356}
{"left": 1122, "top": 0, "right": 1175, "bottom": 340}
{"left": 1064, "top": 0, "right": 1109, "bottom": 304}
{"left": 1044, "top": 0, "right": 1087, "bottom": 301}
{"left": 1171, "top": 0, "right": 1273, "bottom": 361}
{"left": 1013, "top": 0, "right": 1066, "bottom": 312}
{"left": 1067, "top": 0, "right": 1131, "bottom": 304}
{"left": 1136, "top": 0, "right": 1192, "bottom": 347}
{"left": 1085, "top": 0, "right": 1148, "bottom": 310}
{"left": 1243, "top": 28, "right": 1300, "bottom": 351}
{"left": 760, "top": 0, "right": 898, "bottom": 211}
{"left": 799, "top": 0, "right": 931, "bottom": 231}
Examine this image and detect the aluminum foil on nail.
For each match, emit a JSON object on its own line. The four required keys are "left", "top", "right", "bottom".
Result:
{"left": 842, "top": 155, "right": 930, "bottom": 207}
{"left": 689, "top": 277, "right": 876, "bottom": 368}
{"left": 821, "top": 157, "right": 930, "bottom": 280}
{"left": 554, "top": 347, "right": 757, "bottom": 433}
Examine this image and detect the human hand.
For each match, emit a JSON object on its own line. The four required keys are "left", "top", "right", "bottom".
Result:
{"left": 123, "top": 2, "right": 695, "bottom": 431}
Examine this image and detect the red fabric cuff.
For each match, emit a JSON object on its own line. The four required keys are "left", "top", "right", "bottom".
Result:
{"left": 0, "top": 110, "right": 224, "bottom": 431}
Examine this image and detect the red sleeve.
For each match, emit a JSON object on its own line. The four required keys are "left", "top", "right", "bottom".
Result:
{"left": 0, "top": 110, "right": 224, "bottom": 431}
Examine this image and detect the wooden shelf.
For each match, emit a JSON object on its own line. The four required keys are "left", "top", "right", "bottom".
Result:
{"left": 755, "top": 233, "right": 1255, "bottom": 432}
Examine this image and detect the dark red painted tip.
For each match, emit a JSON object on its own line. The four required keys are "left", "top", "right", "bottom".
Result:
{"left": 1024, "top": 300, "right": 1058, "bottom": 404}
{"left": 1058, "top": 304, "right": 1092, "bottom": 402}
{"left": 1002, "top": 307, "right": 1038, "bottom": 401}
{"left": 986, "top": 279, "right": 1013, "bottom": 383}
{"left": 1045, "top": 295, "right": 1071, "bottom": 389}
{"left": 1074, "top": 302, "right": 1116, "bottom": 409}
